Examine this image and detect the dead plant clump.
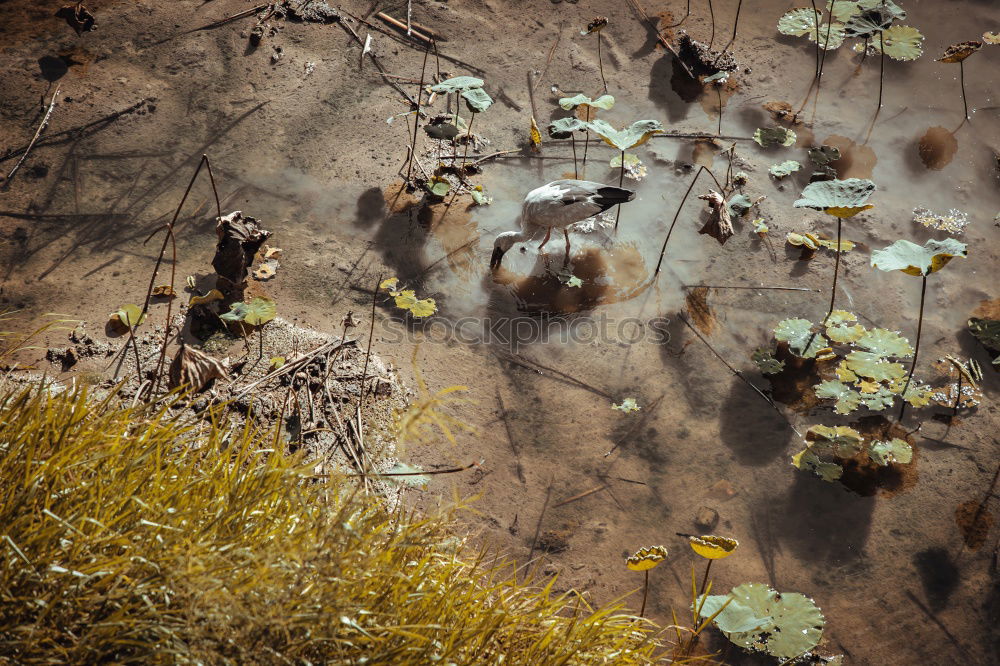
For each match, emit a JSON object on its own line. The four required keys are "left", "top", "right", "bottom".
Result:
{"left": 0, "top": 385, "right": 661, "bottom": 664}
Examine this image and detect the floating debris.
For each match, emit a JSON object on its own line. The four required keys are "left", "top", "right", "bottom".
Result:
{"left": 913, "top": 206, "right": 970, "bottom": 234}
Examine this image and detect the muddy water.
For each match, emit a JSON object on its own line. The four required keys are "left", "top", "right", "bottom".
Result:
{"left": 2, "top": 0, "right": 999, "bottom": 663}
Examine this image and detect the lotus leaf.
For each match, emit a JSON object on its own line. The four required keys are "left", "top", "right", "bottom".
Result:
{"left": 829, "top": 1, "right": 862, "bottom": 21}
{"left": 826, "top": 310, "right": 866, "bottom": 343}
{"left": 588, "top": 119, "right": 664, "bottom": 150}
{"left": 901, "top": 382, "right": 933, "bottom": 407}
{"left": 753, "top": 127, "right": 797, "bottom": 148}
{"left": 394, "top": 290, "right": 437, "bottom": 318}
{"left": 777, "top": 8, "right": 819, "bottom": 37}
{"left": 855, "top": 328, "right": 913, "bottom": 357}
{"left": 429, "top": 76, "right": 484, "bottom": 93}
{"left": 610, "top": 152, "right": 641, "bottom": 168}
{"left": 695, "top": 595, "right": 771, "bottom": 633}
{"left": 752, "top": 349, "right": 785, "bottom": 375}
{"left": 793, "top": 448, "right": 844, "bottom": 481}
{"left": 703, "top": 71, "right": 730, "bottom": 84}
{"left": 461, "top": 87, "right": 493, "bottom": 113}
{"left": 873, "top": 25, "right": 924, "bottom": 61}
{"left": 787, "top": 231, "right": 819, "bottom": 250}
{"left": 836, "top": 360, "right": 859, "bottom": 382}
{"left": 845, "top": 351, "right": 906, "bottom": 382}
{"left": 815, "top": 236, "right": 856, "bottom": 252}
{"left": 189, "top": 289, "right": 224, "bottom": 308}
{"left": 808, "top": 21, "right": 847, "bottom": 50}
{"left": 858, "top": 0, "right": 906, "bottom": 19}
{"left": 427, "top": 177, "right": 451, "bottom": 197}
{"left": 469, "top": 187, "right": 492, "bottom": 206}
{"left": 984, "top": 32, "right": 1000, "bottom": 45}
{"left": 814, "top": 380, "right": 863, "bottom": 414}
{"left": 808, "top": 145, "right": 841, "bottom": 165}
{"left": 806, "top": 424, "right": 864, "bottom": 456}
{"left": 968, "top": 317, "right": 1000, "bottom": 353}
{"left": 686, "top": 535, "right": 739, "bottom": 560}
{"left": 871, "top": 238, "right": 967, "bottom": 276}
{"left": 548, "top": 117, "right": 586, "bottom": 138}
{"left": 220, "top": 297, "right": 276, "bottom": 326}
{"left": 699, "top": 583, "right": 825, "bottom": 659}
{"left": 612, "top": 397, "right": 641, "bottom": 413}
{"left": 793, "top": 178, "right": 875, "bottom": 214}
{"left": 753, "top": 219, "right": 769, "bottom": 235}
{"left": 860, "top": 387, "right": 896, "bottom": 410}
{"left": 727, "top": 194, "right": 752, "bottom": 218}
{"left": 869, "top": 438, "right": 912, "bottom": 465}
{"left": 938, "top": 41, "right": 982, "bottom": 63}
{"left": 565, "top": 275, "right": 583, "bottom": 288}
{"left": 775, "top": 318, "right": 829, "bottom": 358}
{"left": 110, "top": 304, "right": 145, "bottom": 330}
{"left": 769, "top": 160, "right": 802, "bottom": 178}
{"left": 558, "top": 93, "right": 615, "bottom": 110}
{"left": 626, "top": 545, "right": 667, "bottom": 571}
{"left": 844, "top": 7, "right": 893, "bottom": 38}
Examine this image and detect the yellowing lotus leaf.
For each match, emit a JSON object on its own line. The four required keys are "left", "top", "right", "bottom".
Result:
{"left": 984, "top": 32, "right": 1000, "bottom": 45}
{"left": 110, "top": 304, "right": 145, "bottom": 331}
{"left": 753, "top": 127, "right": 797, "bottom": 148}
{"left": 188, "top": 289, "right": 224, "bottom": 308}
{"left": 855, "top": 328, "right": 913, "bottom": 358}
{"left": 871, "top": 238, "right": 967, "bottom": 276}
{"left": 815, "top": 236, "right": 856, "bottom": 251}
{"left": 793, "top": 448, "right": 844, "bottom": 482}
{"left": 587, "top": 119, "right": 663, "bottom": 151}
{"left": 874, "top": 25, "right": 924, "bottom": 61}
{"left": 858, "top": 379, "right": 881, "bottom": 393}
{"left": 835, "top": 360, "right": 859, "bottom": 382}
{"left": 380, "top": 277, "right": 401, "bottom": 292}
{"left": 626, "top": 545, "right": 668, "bottom": 571}
{"left": 814, "top": 380, "right": 862, "bottom": 414}
{"left": 777, "top": 8, "right": 819, "bottom": 37}
{"left": 860, "top": 387, "right": 895, "bottom": 411}
{"left": 787, "top": 232, "right": 819, "bottom": 250}
{"left": 869, "top": 438, "right": 912, "bottom": 465}
{"left": 902, "top": 382, "right": 934, "bottom": 407}
{"left": 559, "top": 93, "right": 615, "bottom": 111}
{"left": 805, "top": 424, "right": 864, "bottom": 456}
{"left": 686, "top": 534, "right": 739, "bottom": 560}
{"left": 793, "top": 178, "right": 876, "bottom": 213}
{"left": 823, "top": 205, "right": 873, "bottom": 219}
{"left": 826, "top": 311, "right": 865, "bottom": 343}
{"left": 612, "top": 397, "right": 641, "bottom": 413}
{"left": 938, "top": 41, "right": 982, "bottom": 63}
{"left": 394, "top": 290, "right": 436, "bottom": 318}
{"left": 845, "top": 351, "right": 906, "bottom": 382}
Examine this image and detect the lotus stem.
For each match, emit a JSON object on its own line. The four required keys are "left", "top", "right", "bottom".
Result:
{"left": 571, "top": 134, "right": 578, "bottom": 178}
{"left": 640, "top": 570, "right": 650, "bottom": 617}
{"left": 826, "top": 217, "right": 842, "bottom": 322}
{"left": 877, "top": 31, "right": 885, "bottom": 111}
{"left": 710, "top": 0, "right": 743, "bottom": 67}
{"left": 960, "top": 60, "right": 969, "bottom": 120}
{"left": 898, "top": 275, "right": 927, "bottom": 422}
{"left": 707, "top": 0, "right": 716, "bottom": 49}
{"left": 614, "top": 149, "right": 625, "bottom": 231}
{"left": 358, "top": 274, "right": 381, "bottom": 419}
{"left": 459, "top": 112, "right": 476, "bottom": 171}
{"left": 597, "top": 31, "right": 608, "bottom": 94}
{"left": 405, "top": 43, "right": 431, "bottom": 186}
{"left": 951, "top": 373, "right": 963, "bottom": 417}
{"left": 258, "top": 327, "right": 264, "bottom": 361}
{"left": 810, "top": 0, "right": 820, "bottom": 78}
{"left": 582, "top": 129, "right": 590, "bottom": 177}
{"left": 698, "top": 560, "right": 712, "bottom": 598}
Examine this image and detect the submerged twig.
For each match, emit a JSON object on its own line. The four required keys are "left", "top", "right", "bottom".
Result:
{"left": 5, "top": 86, "right": 60, "bottom": 181}
{"left": 528, "top": 479, "right": 554, "bottom": 559}
{"left": 682, "top": 284, "right": 820, "bottom": 292}
{"left": 496, "top": 390, "right": 526, "bottom": 484}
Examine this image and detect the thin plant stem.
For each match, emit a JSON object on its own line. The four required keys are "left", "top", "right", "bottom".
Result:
{"left": 639, "top": 570, "right": 650, "bottom": 617}
{"left": 699, "top": 560, "right": 713, "bottom": 598}
{"left": 951, "top": 373, "right": 963, "bottom": 417}
{"left": 582, "top": 129, "right": 590, "bottom": 178}
{"left": 258, "top": 327, "right": 264, "bottom": 360}
{"left": 717, "top": 85, "right": 723, "bottom": 135}
{"left": 810, "top": 0, "right": 820, "bottom": 78}
{"left": 614, "top": 149, "right": 625, "bottom": 231}
{"left": 707, "top": 0, "right": 716, "bottom": 49}
{"left": 960, "top": 60, "right": 969, "bottom": 120}
{"left": 126, "top": 320, "right": 143, "bottom": 385}
{"left": 826, "top": 218, "right": 842, "bottom": 321}
{"left": 877, "top": 30, "right": 885, "bottom": 111}
{"left": 459, "top": 112, "right": 476, "bottom": 171}
{"left": 654, "top": 165, "right": 723, "bottom": 274}
{"left": 571, "top": 134, "right": 578, "bottom": 178}
{"left": 358, "top": 274, "right": 382, "bottom": 416}
{"left": 710, "top": 0, "right": 743, "bottom": 67}
{"left": 597, "top": 31, "right": 608, "bottom": 93}
{"left": 405, "top": 43, "right": 431, "bottom": 185}
{"left": 898, "top": 275, "right": 927, "bottom": 422}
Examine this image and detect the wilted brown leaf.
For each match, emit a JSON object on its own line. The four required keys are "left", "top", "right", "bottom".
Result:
{"left": 686, "top": 287, "right": 717, "bottom": 336}
{"left": 696, "top": 190, "right": 734, "bottom": 245}
{"left": 188, "top": 289, "right": 224, "bottom": 308}
{"left": 937, "top": 41, "right": 982, "bottom": 63}
{"left": 55, "top": 4, "right": 96, "bottom": 36}
{"left": 168, "top": 344, "right": 230, "bottom": 392}
{"left": 152, "top": 285, "right": 176, "bottom": 299}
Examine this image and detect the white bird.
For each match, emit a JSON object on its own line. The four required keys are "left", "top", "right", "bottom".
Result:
{"left": 490, "top": 179, "right": 636, "bottom": 269}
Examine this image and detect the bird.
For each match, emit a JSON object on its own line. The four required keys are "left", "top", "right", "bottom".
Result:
{"left": 490, "top": 179, "right": 636, "bottom": 269}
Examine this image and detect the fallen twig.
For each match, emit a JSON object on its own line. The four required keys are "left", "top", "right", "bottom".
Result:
{"left": 231, "top": 338, "right": 355, "bottom": 400}
{"left": 5, "top": 86, "right": 60, "bottom": 181}
{"left": 554, "top": 484, "right": 610, "bottom": 508}
{"left": 682, "top": 284, "right": 820, "bottom": 292}
{"left": 375, "top": 11, "right": 433, "bottom": 44}
{"left": 344, "top": 459, "right": 482, "bottom": 479}
{"left": 528, "top": 479, "right": 554, "bottom": 559}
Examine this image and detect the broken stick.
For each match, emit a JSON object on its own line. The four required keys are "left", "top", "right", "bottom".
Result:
{"left": 5, "top": 86, "right": 60, "bottom": 181}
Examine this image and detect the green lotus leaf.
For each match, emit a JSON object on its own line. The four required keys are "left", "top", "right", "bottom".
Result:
{"left": 769, "top": 160, "right": 802, "bottom": 178}
{"left": 700, "top": 583, "right": 825, "bottom": 659}
{"left": 808, "top": 21, "right": 847, "bottom": 50}
{"left": 858, "top": 0, "right": 906, "bottom": 20}
{"left": 793, "top": 448, "right": 844, "bottom": 482}
{"left": 696, "top": 595, "right": 772, "bottom": 633}
{"left": 869, "top": 438, "right": 912, "bottom": 465}
{"left": 806, "top": 424, "right": 864, "bottom": 456}
{"left": 111, "top": 304, "right": 146, "bottom": 330}
{"left": 874, "top": 25, "right": 924, "bottom": 61}
{"left": 430, "top": 76, "right": 484, "bottom": 93}
{"left": 844, "top": 6, "right": 894, "bottom": 38}
{"left": 815, "top": 380, "right": 863, "bottom": 414}
{"left": 815, "top": 237, "right": 856, "bottom": 252}
{"left": 855, "top": 328, "right": 913, "bottom": 358}
{"left": 588, "top": 119, "right": 664, "bottom": 150}
{"left": 871, "top": 238, "right": 968, "bottom": 276}
{"left": 461, "top": 87, "right": 493, "bottom": 113}
{"left": 835, "top": 359, "right": 859, "bottom": 383}
{"left": 469, "top": 187, "right": 492, "bottom": 206}
{"left": 793, "top": 178, "right": 876, "bottom": 213}
{"left": 828, "top": 1, "right": 862, "bottom": 21}
{"left": 826, "top": 310, "right": 866, "bottom": 343}
{"left": 778, "top": 8, "right": 819, "bottom": 37}
{"left": 727, "top": 194, "right": 752, "bottom": 218}
{"left": 427, "top": 177, "right": 451, "bottom": 197}
{"left": 775, "top": 318, "right": 829, "bottom": 358}
{"left": 968, "top": 317, "right": 1000, "bottom": 353}
{"left": 752, "top": 349, "right": 785, "bottom": 375}
{"left": 860, "top": 386, "right": 895, "bottom": 411}
{"left": 548, "top": 117, "right": 586, "bottom": 138}
{"left": 220, "top": 297, "right": 276, "bottom": 326}
{"left": 610, "top": 152, "right": 641, "bottom": 168}
{"left": 558, "top": 93, "right": 615, "bottom": 110}
{"left": 845, "top": 351, "right": 906, "bottom": 382}
{"left": 753, "top": 127, "right": 797, "bottom": 148}
{"left": 808, "top": 145, "right": 841, "bottom": 165}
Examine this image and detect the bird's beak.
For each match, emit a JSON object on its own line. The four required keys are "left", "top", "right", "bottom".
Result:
{"left": 490, "top": 246, "right": 505, "bottom": 270}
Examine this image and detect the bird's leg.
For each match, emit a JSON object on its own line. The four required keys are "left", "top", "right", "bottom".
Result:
{"left": 537, "top": 227, "right": 552, "bottom": 253}
{"left": 563, "top": 228, "right": 571, "bottom": 265}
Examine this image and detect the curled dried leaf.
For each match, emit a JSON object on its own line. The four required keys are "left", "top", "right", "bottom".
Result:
{"left": 168, "top": 344, "right": 230, "bottom": 392}
{"left": 697, "top": 190, "right": 735, "bottom": 245}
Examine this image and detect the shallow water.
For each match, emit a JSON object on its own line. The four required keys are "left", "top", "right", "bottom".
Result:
{"left": 1, "top": 0, "right": 999, "bottom": 662}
